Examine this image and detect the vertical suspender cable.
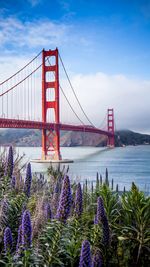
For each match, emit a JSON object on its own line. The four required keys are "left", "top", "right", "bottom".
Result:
{"left": 2, "top": 85, "right": 3, "bottom": 117}
{"left": 30, "top": 66, "right": 32, "bottom": 120}
{"left": 28, "top": 66, "right": 29, "bottom": 120}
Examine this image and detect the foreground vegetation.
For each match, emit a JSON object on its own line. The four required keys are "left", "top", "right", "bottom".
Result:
{"left": 0, "top": 147, "right": 149, "bottom": 266}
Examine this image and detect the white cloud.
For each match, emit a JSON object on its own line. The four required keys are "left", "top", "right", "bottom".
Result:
{"left": 60, "top": 72, "right": 150, "bottom": 133}
{"left": 0, "top": 17, "right": 71, "bottom": 49}
{"left": 0, "top": 54, "right": 34, "bottom": 81}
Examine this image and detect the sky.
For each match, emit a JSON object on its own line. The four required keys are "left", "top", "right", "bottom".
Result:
{"left": 0, "top": 0, "right": 150, "bottom": 133}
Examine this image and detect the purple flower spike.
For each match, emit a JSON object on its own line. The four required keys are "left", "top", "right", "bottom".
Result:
{"left": 92, "top": 250, "right": 103, "bottom": 267}
{"left": 102, "top": 216, "right": 110, "bottom": 246}
{"left": 1, "top": 198, "right": 8, "bottom": 214}
{"left": 54, "top": 180, "right": 60, "bottom": 193}
{"left": 24, "top": 163, "right": 32, "bottom": 197}
{"left": 44, "top": 203, "right": 52, "bottom": 220}
{"left": 79, "top": 240, "right": 91, "bottom": 267}
{"left": 94, "top": 214, "right": 98, "bottom": 225}
{"left": 22, "top": 210, "right": 32, "bottom": 249}
{"left": 16, "top": 225, "right": 22, "bottom": 252}
{"left": 56, "top": 175, "right": 72, "bottom": 222}
{"left": 6, "top": 146, "right": 13, "bottom": 177}
{"left": 1, "top": 198, "right": 9, "bottom": 225}
{"left": 74, "top": 183, "right": 83, "bottom": 218}
{"left": 95, "top": 197, "right": 110, "bottom": 245}
{"left": 96, "top": 197, "right": 105, "bottom": 224}
{"left": 4, "top": 227, "right": 13, "bottom": 254}
{"left": 11, "top": 176, "right": 16, "bottom": 189}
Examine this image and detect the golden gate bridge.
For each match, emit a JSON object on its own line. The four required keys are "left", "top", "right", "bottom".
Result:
{"left": 0, "top": 48, "right": 114, "bottom": 161}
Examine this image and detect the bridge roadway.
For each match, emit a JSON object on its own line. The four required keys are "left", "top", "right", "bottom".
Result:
{"left": 0, "top": 118, "right": 113, "bottom": 137}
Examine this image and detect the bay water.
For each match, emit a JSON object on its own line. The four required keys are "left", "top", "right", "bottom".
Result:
{"left": 13, "top": 145, "right": 150, "bottom": 193}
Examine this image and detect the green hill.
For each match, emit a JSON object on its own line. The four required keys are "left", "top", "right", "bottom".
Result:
{"left": 0, "top": 128, "right": 150, "bottom": 147}
{"left": 115, "top": 130, "right": 150, "bottom": 146}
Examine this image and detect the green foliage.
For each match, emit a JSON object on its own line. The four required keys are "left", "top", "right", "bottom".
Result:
{"left": 99, "top": 184, "right": 121, "bottom": 225}
{"left": 118, "top": 183, "right": 150, "bottom": 266}
{"left": 39, "top": 220, "right": 66, "bottom": 266}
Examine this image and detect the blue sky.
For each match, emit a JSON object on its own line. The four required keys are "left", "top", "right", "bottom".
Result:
{"left": 1, "top": 0, "right": 150, "bottom": 77}
{"left": 0, "top": 0, "right": 150, "bottom": 132}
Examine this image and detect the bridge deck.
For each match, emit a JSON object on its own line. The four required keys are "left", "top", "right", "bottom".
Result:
{"left": 0, "top": 118, "right": 113, "bottom": 137}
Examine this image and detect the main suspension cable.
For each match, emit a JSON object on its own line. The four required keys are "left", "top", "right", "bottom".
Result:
{"left": 58, "top": 52, "right": 95, "bottom": 127}
{"left": 60, "top": 85, "right": 86, "bottom": 125}
{"left": 0, "top": 63, "right": 42, "bottom": 97}
{"left": 98, "top": 112, "right": 107, "bottom": 129}
{"left": 0, "top": 50, "right": 42, "bottom": 86}
{"left": 47, "top": 57, "right": 86, "bottom": 125}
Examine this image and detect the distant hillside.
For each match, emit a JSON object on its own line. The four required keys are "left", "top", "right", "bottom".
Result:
{"left": 115, "top": 130, "right": 150, "bottom": 146}
{"left": 0, "top": 129, "right": 106, "bottom": 147}
{"left": 0, "top": 129, "right": 150, "bottom": 147}
{"left": 0, "top": 129, "right": 41, "bottom": 147}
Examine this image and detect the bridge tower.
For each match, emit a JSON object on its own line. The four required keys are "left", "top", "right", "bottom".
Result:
{"left": 107, "top": 108, "right": 115, "bottom": 147}
{"left": 42, "top": 48, "right": 61, "bottom": 160}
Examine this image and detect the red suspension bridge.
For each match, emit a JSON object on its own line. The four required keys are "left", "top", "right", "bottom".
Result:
{"left": 0, "top": 48, "right": 115, "bottom": 161}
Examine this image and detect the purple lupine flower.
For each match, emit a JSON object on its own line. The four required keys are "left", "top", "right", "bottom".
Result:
{"left": 116, "top": 184, "right": 119, "bottom": 192}
{"left": 52, "top": 180, "right": 61, "bottom": 216}
{"left": 1, "top": 198, "right": 8, "bottom": 214}
{"left": 91, "top": 181, "right": 94, "bottom": 195}
{"left": 102, "top": 216, "right": 110, "bottom": 246}
{"left": 95, "top": 197, "right": 110, "bottom": 245}
{"left": 56, "top": 175, "right": 72, "bottom": 222}
{"left": 79, "top": 240, "right": 91, "bottom": 267}
{"left": 54, "top": 179, "right": 60, "bottom": 193}
{"left": 44, "top": 203, "right": 52, "bottom": 220}
{"left": 95, "top": 197, "right": 105, "bottom": 224}
{"left": 105, "top": 168, "right": 109, "bottom": 186}
{"left": 66, "top": 165, "right": 69, "bottom": 173}
{"left": 74, "top": 183, "right": 83, "bottom": 218}
{"left": 94, "top": 214, "right": 98, "bottom": 225}
{"left": 4, "top": 227, "right": 13, "bottom": 254}
{"left": 105, "top": 168, "right": 108, "bottom": 178}
{"left": 24, "top": 163, "right": 32, "bottom": 197}
{"left": 22, "top": 210, "right": 32, "bottom": 249}
{"left": 11, "top": 176, "right": 16, "bottom": 189}
{"left": 111, "top": 178, "right": 114, "bottom": 191}
{"left": 92, "top": 250, "right": 102, "bottom": 267}
{"left": 96, "top": 173, "right": 99, "bottom": 191}
{"left": 57, "top": 175, "right": 63, "bottom": 193}
{"left": 16, "top": 225, "right": 22, "bottom": 253}
{"left": 1, "top": 198, "right": 9, "bottom": 225}
{"left": 52, "top": 192, "right": 59, "bottom": 215}
{"left": 6, "top": 146, "right": 13, "bottom": 177}
{"left": 100, "top": 175, "right": 102, "bottom": 185}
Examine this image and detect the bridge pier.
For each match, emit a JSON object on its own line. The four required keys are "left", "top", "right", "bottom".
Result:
{"left": 107, "top": 136, "right": 115, "bottom": 147}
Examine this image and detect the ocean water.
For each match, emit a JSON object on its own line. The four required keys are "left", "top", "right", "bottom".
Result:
{"left": 12, "top": 145, "right": 150, "bottom": 193}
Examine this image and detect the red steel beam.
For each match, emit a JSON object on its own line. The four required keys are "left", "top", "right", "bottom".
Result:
{"left": 0, "top": 118, "right": 113, "bottom": 137}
